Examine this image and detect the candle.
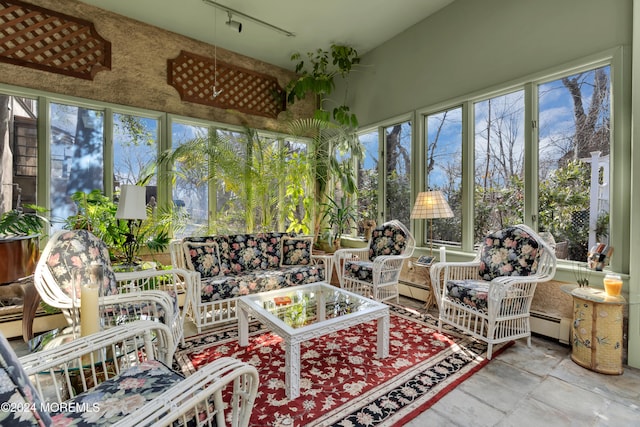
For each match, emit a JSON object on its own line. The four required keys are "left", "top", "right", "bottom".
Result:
{"left": 439, "top": 246, "right": 446, "bottom": 263}
{"left": 603, "top": 274, "right": 622, "bottom": 296}
{"left": 80, "top": 283, "right": 101, "bottom": 337}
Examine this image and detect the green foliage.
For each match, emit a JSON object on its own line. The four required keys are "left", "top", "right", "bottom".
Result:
{"left": 320, "top": 195, "right": 358, "bottom": 241}
{"left": 286, "top": 44, "right": 361, "bottom": 129}
{"left": 65, "top": 189, "right": 174, "bottom": 263}
{"left": 0, "top": 204, "right": 48, "bottom": 237}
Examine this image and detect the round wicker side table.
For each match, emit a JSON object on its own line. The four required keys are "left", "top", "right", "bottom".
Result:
{"left": 562, "top": 285, "right": 626, "bottom": 375}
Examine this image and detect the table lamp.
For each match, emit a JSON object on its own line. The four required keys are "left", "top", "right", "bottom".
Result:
{"left": 115, "top": 185, "right": 147, "bottom": 266}
{"left": 410, "top": 191, "right": 454, "bottom": 258}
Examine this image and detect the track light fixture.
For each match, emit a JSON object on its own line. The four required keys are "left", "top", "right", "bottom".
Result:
{"left": 202, "top": 0, "right": 295, "bottom": 37}
{"left": 225, "top": 11, "right": 242, "bottom": 33}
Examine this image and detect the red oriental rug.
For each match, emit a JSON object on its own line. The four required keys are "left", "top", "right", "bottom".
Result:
{"left": 174, "top": 305, "right": 511, "bottom": 427}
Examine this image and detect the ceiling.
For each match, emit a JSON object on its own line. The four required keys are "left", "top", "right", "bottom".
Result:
{"left": 78, "top": 0, "right": 454, "bottom": 70}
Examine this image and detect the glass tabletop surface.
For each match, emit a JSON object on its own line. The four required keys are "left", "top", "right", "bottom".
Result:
{"left": 239, "top": 282, "right": 385, "bottom": 329}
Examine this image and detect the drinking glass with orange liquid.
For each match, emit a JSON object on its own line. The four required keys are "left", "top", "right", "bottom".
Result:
{"left": 603, "top": 273, "right": 623, "bottom": 296}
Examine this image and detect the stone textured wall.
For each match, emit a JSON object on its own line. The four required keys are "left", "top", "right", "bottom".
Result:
{"left": 0, "top": 0, "right": 314, "bottom": 132}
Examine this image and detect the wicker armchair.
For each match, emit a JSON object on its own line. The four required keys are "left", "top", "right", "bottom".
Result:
{"left": 1, "top": 321, "right": 259, "bottom": 426}
{"left": 34, "top": 229, "right": 196, "bottom": 356}
{"left": 430, "top": 224, "right": 557, "bottom": 359}
{"left": 334, "top": 220, "right": 415, "bottom": 302}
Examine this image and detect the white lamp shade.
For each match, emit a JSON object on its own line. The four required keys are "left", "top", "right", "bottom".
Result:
{"left": 115, "top": 185, "right": 147, "bottom": 220}
{"left": 410, "top": 191, "right": 454, "bottom": 219}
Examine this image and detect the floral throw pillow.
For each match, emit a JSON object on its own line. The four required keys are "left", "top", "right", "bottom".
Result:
{"left": 478, "top": 226, "right": 540, "bottom": 281}
{"left": 280, "top": 237, "right": 313, "bottom": 267}
{"left": 183, "top": 241, "right": 221, "bottom": 278}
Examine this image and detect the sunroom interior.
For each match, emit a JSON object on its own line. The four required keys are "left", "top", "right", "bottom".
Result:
{"left": 0, "top": 0, "right": 639, "bottom": 374}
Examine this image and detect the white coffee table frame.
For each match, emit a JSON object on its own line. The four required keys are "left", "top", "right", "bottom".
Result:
{"left": 237, "top": 281, "right": 390, "bottom": 399}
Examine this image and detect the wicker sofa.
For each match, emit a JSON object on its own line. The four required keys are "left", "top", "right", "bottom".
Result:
{"left": 171, "top": 232, "right": 326, "bottom": 332}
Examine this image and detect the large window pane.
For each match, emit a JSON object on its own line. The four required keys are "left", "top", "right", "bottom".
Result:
{"left": 538, "top": 66, "right": 610, "bottom": 261}
{"left": 425, "top": 107, "right": 462, "bottom": 247}
{"left": 357, "top": 130, "right": 379, "bottom": 234}
{"left": 385, "top": 122, "right": 411, "bottom": 225}
{"left": 474, "top": 91, "right": 525, "bottom": 241}
{"left": 50, "top": 103, "right": 104, "bottom": 231}
{"left": 113, "top": 114, "right": 158, "bottom": 187}
{"left": 0, "top": 95, "right": 38, "bottom": 212}
{"left": 171, "top": 122, "right": 209, "bottom": 237}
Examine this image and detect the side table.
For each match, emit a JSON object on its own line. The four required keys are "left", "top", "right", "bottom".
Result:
{"left": 561, "top": 284, "right": 625, "bottom": 375}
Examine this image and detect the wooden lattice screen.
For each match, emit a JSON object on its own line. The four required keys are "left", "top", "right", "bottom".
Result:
{"left": 168, "top": 50, "right": 286, "bottom": 119}
{"left": 0, "top": 0, "right": 111, "bottom": 80}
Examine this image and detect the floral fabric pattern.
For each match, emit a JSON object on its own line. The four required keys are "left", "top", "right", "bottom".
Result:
{"left": 478, "top": 226, "right": 540, "bottom": 281}
{"left": 369, "top": 223, "right": 408, "bottom": 261}
{"left": 49, "top": 360, "right": 183, "bottom": 426}
{"left": 200, "top": 265, "right": 324, "bottom": 302}
{"left": 182, "top": 233, "right": 322, "bottom": 304}
{"left": 0, "top": 333, "right": 52, "bottom": 427}
{"left": 44, "top": 230, "right": 118, "bottom": 299}
{"left": 280, "top": 237, "right": 313, "bottom": 266}
{"left": 344, "top": 260, "right": 374, "bottom": 283}
{"left": 183, "top": 241, "right": 221, "bottom": 278}
{"left": 446, "top": 280, "right": 490, "bottom": 311}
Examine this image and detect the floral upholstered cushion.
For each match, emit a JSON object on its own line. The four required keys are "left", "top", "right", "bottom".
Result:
{"left": 183, "top": 240, "right": 221, "bottom": 278}
{"left": 222, "top": 233, "right": 285, "bottom": 274}
{"left": 280, "top": 236, "right": 313, "bottom": 266}
{"left": 369, "top": 223, "right": 408, "bottom": 261}
{"left": 44, "top": 230, "right": 119, "bottom": 299}
{"left": 446, "top": 279, "right": 525, "bottom": 313}
{"left": 50, "top": 360, "right": 183, "bottom": 426}
{"left": 0, "top": 333, "right": 52, "bottom": 427}
{"left": 478, "top": 226, "right": 541, "bottom": 281}
{"left": 446, "top": 280, "right": 490, "bottom": 311}
{"left": 199, "top": 265, "right": 324, "bottom": 302}
{"left": 344, "top": 260, "right": 375, "bottom": 283}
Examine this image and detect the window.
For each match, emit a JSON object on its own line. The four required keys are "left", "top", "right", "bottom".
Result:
{"left": 113, "top": 113, "right": 159, "bottom": 188}
{"left": 171, "top": 121, "right": 209, "bottom": 237}
{"left": 425, "top": 107, "right": 463, "bottom": 247}
{"left": 538, "top": 66, "right": 611, "bottom": 261}
{"left": 357, "top": 130, "right": 379, "bottom": 233}
{"left": 49, "top": 103, "right": 105, "bottom": 231}
{"left": 474, "top": 90, "right": 525, "bottom": 239}
{"left": 384, "top": 121, "right": 411, "bottom": 225}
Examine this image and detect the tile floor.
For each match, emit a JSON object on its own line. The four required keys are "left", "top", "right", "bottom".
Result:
{"left": 402, "top": 297, "right": 640, "bottom": 427}
{"left": 9, "top": 296, "right": 640, "bottom": 427}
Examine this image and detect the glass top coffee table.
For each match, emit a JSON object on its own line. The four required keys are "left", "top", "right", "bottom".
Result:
{"left": 237, "top": 281, "right": 389, "bottom": 399}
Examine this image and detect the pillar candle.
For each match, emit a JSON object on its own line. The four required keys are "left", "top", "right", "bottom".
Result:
{"left": 80, "top": 283, "right": 101, "bottom": 337}
{"left": 439, "top": 246, "right": 446, "bottom": 263}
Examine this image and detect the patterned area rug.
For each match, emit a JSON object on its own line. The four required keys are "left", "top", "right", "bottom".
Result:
{"left": 174, "top": 305, "right": 511, "bottom": 427}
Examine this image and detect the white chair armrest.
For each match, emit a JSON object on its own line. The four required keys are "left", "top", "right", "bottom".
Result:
{"left": 112, "top": 357, "right": 259, "bottom": 427}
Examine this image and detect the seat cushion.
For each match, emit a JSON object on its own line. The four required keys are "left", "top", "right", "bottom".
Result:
{"left": 50, "top": 360, "right": 183, "bottom": 426}
{"left": 200, "top": 265, "right": 324, "bottom": 302}
{"left": 344, "top": 260, "right": 374, "bottom": 283}
{"left": 478, "top": 226, "right": 541, "bottom": 281}
{"left": 446, "top": 279, "right": 490, "bottom": 311}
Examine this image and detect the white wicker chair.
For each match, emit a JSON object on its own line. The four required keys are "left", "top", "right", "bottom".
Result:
{"left": 334, "top": 220, "right": 415, "bottom": 303}
{"left": 34, "top": 229, "right": 196, "bottom": 356}
{"left": 430, "top": 224, "right": 557, "bottom": 359}
{"left": 1, "top": 321, "right": 259, "bottom": 427}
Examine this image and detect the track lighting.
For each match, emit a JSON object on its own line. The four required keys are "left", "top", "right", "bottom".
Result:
{"left": 202, "top": 0, "right": 295, "bottom": 37}
{"left": 226, "top": 12, "right": 242, "bottom": 33}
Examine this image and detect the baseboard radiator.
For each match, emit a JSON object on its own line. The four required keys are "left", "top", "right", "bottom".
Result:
{"left": 530, "top": 310, "right": 571, "bottom": 344}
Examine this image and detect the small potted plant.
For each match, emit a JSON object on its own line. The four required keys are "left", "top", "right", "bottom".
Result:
{"left": 320, "top": 195, "right": 358, "bottom": 251}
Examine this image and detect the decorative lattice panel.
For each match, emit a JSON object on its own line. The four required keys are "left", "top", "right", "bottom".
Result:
{"left": 168, "top": 50, "right": 286, "bottom": 119}
{"left": 0, "top": 0, "right": 111, "bottom": 80}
